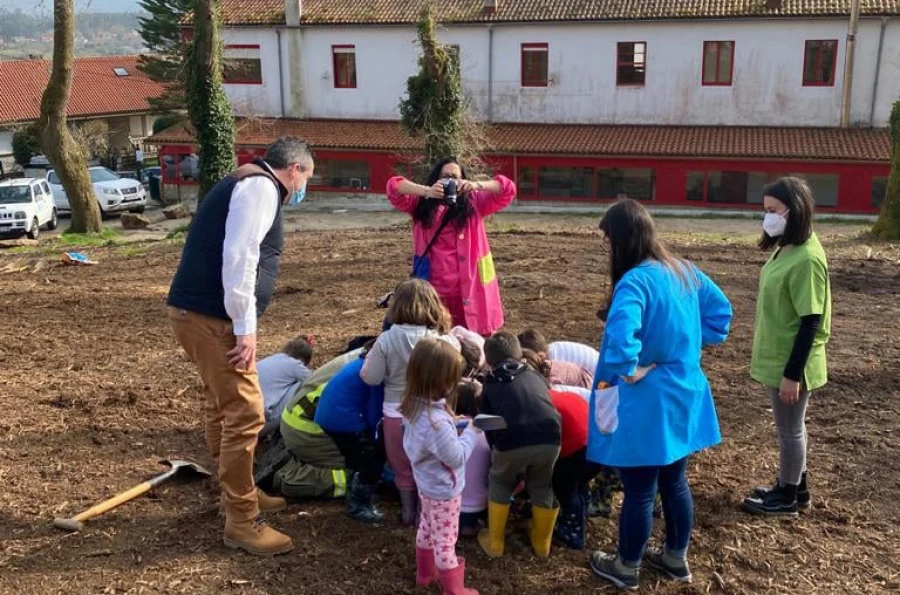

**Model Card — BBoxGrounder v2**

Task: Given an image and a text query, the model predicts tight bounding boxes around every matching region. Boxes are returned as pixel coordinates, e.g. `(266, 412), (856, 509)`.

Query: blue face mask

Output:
(289, 183), (306, 206)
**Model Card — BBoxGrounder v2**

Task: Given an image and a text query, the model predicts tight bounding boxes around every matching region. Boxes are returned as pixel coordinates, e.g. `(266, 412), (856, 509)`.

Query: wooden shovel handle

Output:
(72, 481), (153, 522)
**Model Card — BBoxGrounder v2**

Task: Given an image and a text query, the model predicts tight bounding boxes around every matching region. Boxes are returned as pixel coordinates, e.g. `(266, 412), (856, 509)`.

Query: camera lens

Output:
(443, 179), (458, 203)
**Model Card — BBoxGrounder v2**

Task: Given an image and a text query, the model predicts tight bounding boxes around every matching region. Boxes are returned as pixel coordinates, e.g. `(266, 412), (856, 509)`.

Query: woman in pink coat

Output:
(387, 158), (516, 336)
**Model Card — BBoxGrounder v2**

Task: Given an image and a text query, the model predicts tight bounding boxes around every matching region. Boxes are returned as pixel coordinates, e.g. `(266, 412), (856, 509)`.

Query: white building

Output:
(152, 0), (899, 213)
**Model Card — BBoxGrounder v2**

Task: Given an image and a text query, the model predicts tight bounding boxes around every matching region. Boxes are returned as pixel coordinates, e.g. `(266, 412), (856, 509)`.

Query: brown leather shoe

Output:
(223, 516), (294, 556)
(219, 488), (287, 515)
(257, 489), (287, 512)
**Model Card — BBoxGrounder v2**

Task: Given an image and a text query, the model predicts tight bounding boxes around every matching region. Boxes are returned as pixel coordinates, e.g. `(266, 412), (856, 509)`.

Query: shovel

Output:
(53, 459), (212, 532)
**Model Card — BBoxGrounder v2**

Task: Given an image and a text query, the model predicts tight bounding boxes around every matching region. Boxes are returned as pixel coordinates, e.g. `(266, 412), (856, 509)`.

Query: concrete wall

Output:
(224, 17), (900, 127)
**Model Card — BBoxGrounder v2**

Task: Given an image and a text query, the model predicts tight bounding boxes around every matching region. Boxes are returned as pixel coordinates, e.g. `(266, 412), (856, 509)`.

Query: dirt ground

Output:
(0, 214), (898, 595)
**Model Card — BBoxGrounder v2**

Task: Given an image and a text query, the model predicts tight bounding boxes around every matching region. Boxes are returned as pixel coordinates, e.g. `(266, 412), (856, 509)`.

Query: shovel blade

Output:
(161, 459), (213, 478)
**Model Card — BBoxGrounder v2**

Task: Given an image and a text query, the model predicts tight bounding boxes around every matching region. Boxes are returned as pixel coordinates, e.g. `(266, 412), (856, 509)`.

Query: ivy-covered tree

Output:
(11, 124), (42, 168)
(39, 0), (102, 234)
(186, 0), (235, 200)
(873, 101), (900, 240)
(137, 0), (194, 112)
(399, 4), (466, 170)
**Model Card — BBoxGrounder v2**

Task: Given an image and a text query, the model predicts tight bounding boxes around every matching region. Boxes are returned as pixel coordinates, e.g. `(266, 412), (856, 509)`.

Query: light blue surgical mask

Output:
(289, 182), (306, 206)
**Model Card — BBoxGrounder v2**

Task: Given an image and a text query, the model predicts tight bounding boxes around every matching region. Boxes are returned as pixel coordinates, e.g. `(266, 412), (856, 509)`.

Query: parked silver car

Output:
(47, 167), (147, 216)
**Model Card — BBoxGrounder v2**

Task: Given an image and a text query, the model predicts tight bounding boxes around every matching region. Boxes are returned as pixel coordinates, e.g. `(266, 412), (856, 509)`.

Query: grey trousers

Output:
(768, 388), (811, 486)
(489, 444), (560, 509)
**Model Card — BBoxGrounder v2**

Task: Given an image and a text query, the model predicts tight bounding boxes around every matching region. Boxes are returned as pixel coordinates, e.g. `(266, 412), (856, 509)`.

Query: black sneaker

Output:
(752, 473), (810, 510)
(589, 551), (639, 590)
(742, 484), (799, 518)
(645, 547), (692, 583)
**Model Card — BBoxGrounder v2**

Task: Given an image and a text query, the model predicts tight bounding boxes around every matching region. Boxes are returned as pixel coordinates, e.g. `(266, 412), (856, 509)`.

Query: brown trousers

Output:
(168, 307), (262, 521)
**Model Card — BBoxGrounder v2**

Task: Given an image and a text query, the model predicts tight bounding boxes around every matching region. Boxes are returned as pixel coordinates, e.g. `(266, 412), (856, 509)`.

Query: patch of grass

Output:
(59, 227), (122, 247)
(166, 223), (190, 240)
(1, 245), (41, 255)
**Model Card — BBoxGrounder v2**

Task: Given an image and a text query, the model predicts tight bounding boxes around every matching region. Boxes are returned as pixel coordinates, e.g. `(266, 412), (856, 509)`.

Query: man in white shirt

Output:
(167, 138), (314, 556)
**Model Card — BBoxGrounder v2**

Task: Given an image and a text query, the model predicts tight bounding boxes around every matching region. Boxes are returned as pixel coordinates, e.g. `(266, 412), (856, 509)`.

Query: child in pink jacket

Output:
(387, 158), (516, 336)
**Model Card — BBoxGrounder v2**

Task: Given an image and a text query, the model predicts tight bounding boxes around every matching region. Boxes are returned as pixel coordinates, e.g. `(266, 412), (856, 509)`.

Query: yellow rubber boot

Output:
(529, 503), (560, 558)
(477, 501), (510, 558)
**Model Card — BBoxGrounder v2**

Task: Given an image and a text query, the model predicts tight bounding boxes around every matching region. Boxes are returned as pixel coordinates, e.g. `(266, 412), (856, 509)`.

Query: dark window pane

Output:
(872, 176), (888, 208)
(686, 171), (705, 201)
(538, 166), (594, 198)
(597, 168), (655, 200)
(719, 41), (733, 81)
(522, 46), (548, 86)
(223, 58), (262, 84)
(791, 173), (838, 207)
(334, 48), (357, 88)
(820, 44), (835, 83)
(518, 166), (536, 196)
(703, 41), (734, 85)
(703, 42), (719, 83)
(707, 171), (748, 203)
(746, 172), (770, 204)
(309, 159), (370, 190)
(804, 40), (836, 85)
(617, 42), (646, 85)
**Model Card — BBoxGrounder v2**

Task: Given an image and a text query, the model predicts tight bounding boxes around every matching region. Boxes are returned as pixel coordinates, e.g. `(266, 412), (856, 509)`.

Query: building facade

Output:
(151, 0), (900, 213)
(0, 56), (163, 175)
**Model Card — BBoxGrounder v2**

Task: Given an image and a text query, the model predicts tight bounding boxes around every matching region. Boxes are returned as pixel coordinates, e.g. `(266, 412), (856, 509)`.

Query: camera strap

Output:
(411, 206), (455, 278)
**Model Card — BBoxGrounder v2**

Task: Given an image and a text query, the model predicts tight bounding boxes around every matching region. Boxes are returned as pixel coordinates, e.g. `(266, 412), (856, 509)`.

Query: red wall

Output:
(157, 145), (888, 215)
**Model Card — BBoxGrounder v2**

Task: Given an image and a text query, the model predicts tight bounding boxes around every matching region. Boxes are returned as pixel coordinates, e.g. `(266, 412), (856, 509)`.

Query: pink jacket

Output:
(387, 175), (516, 335)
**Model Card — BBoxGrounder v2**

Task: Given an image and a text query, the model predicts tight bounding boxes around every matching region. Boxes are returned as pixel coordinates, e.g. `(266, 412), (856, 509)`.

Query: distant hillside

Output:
(0, 9), (144, 59)
(1, 0), (142, 13)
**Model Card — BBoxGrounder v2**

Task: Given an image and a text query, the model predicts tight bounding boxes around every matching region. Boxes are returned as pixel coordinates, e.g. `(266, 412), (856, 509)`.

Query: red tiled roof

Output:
(219, 0), (900, 26)
(0, 56), (164, 125)
(146, 118), (891, 162)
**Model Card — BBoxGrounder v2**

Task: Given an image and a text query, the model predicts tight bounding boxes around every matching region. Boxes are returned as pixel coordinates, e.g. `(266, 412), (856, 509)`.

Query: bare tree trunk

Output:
(39, 0), (102, 234)
(873, 101), (900, 239)
(187, 0), (235, 201)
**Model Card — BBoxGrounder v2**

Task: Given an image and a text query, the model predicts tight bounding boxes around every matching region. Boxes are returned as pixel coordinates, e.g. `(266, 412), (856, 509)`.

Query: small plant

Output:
(398, 3), (489, 178)
(166, 223), (190, 240)
(59, 227), (122, 247)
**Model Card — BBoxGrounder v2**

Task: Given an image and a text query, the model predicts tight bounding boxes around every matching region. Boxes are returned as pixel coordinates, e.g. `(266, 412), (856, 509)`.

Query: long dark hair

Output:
(413, 157), (475, 229)
(598, 199), (693, 309)
(758, 177), (815, 250)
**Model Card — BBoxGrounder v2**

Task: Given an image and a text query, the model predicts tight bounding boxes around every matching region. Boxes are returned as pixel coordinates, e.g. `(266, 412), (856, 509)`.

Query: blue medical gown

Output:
(587, 261), (732, 468)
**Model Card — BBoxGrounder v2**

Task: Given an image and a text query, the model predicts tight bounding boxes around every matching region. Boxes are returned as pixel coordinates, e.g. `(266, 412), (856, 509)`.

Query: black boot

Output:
(553, 492), (586, 550)
(751, 472), (810, 510)
(742, 482), (798, 518)
(345, 474), (384, 523)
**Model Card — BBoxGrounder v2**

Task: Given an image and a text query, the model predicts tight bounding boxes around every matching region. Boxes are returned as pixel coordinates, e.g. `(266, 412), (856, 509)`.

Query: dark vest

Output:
(167, 159), (286, 322)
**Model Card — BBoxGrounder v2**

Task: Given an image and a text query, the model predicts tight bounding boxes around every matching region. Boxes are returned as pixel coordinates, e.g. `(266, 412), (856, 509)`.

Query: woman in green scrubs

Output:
(743, 177), (831, 518)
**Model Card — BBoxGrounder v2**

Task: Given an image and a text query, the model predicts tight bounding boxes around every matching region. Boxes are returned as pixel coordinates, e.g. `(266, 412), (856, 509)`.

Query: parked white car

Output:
(0, 178), (58, 240)
(47, 166), (147, 216)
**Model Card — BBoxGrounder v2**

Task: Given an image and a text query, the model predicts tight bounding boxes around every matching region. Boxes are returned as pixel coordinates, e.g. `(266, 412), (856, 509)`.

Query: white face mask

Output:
(763, 212), (788, 237)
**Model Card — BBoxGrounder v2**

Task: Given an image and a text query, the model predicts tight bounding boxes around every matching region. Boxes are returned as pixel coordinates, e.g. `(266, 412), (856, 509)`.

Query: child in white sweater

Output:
(402, 338), (480, 595)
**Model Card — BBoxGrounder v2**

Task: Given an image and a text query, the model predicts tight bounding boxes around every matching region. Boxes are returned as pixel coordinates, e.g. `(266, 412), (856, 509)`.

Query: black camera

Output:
(441, 178), (458, 205)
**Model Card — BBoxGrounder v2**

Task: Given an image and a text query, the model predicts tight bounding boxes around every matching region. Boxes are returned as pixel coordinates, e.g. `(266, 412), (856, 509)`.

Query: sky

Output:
(1, 0), (142, 13)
